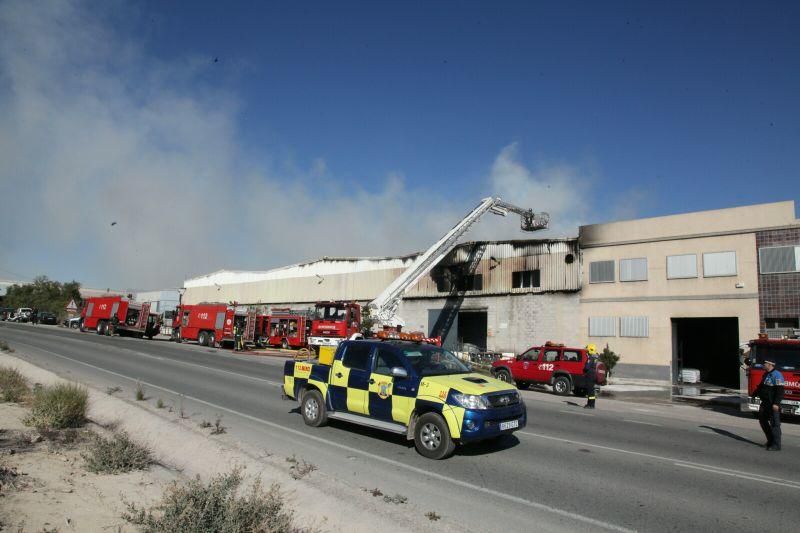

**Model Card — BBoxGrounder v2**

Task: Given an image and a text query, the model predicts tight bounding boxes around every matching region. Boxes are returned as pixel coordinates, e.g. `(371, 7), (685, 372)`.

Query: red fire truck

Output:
(80, 296), (161, 339)
(307, 301), (361, 352)
(263, 308), (311, 349)
(744, 334), (800, 415)
(172, 302), (262, 348)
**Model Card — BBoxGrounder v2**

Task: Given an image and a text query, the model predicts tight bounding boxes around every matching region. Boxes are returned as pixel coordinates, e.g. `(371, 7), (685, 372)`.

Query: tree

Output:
(360, 304), (376, 337)
(600, 344), (621, 376)
(3, 276), (82, 320)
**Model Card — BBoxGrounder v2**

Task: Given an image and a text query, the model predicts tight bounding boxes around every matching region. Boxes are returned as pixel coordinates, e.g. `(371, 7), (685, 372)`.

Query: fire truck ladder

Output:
(134, 302), (151, 330)
(430, 242), (487, 346)
(244, 308), (257, 342)
(369, 196), (548, 328)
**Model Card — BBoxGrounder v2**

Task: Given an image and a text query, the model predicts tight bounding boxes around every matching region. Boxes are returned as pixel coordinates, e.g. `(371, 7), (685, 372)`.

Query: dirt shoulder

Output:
(0, 352), (444, 533)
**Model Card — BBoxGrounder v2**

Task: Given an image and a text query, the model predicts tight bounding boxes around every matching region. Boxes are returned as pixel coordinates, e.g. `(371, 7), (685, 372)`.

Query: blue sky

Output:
(1, 1), (798, 289)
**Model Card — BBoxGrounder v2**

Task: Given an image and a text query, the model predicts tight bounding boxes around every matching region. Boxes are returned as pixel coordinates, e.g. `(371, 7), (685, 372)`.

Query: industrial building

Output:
(182, 200), (799, 388)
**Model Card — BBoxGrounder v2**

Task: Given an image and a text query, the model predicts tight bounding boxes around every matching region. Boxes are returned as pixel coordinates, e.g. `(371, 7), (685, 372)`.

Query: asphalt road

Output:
(2, 322), (799, 532)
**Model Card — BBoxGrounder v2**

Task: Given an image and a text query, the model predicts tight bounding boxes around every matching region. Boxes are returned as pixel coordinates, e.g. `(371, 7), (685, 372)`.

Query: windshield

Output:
(401, 346), (471, 376)
(315, 305), (346, 321)
(752, 344), (800, 371)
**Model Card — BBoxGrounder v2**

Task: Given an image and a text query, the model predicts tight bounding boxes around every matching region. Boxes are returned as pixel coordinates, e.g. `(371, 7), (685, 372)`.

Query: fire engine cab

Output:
(744, 333), (800, 415)
(307, 301), (361, 351)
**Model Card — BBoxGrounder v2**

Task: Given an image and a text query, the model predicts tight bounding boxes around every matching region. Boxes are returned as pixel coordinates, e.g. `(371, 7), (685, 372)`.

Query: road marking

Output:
(622, 419), (662, 427)
(11, 333), (283, 388)
(673, 463), (800, 490)
(519, 431), (800, 490)
(12, 342), (635, 533)
(560, 410), (592, 417)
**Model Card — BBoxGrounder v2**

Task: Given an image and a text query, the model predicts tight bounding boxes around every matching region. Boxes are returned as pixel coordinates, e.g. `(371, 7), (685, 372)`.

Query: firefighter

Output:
(108, 313), (119, 336)
(754, 359), (784, 451)
(583, 344), (599, 409)
(234, 321), (244, 352)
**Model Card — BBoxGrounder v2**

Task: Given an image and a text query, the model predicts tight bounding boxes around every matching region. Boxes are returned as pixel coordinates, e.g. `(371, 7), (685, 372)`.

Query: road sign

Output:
(65, 299), (78, 312)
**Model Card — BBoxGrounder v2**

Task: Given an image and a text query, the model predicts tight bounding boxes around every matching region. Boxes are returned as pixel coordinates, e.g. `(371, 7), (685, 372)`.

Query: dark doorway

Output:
(458, 311), (487, 352)
(671, 317), (739, 388)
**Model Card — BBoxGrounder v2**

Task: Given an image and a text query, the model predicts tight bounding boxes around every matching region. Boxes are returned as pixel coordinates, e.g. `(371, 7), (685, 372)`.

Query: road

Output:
(2, 321), (799, 532)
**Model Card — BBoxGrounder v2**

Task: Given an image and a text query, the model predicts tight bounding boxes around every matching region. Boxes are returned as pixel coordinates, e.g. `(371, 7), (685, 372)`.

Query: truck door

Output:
(533, 348), (560, 383)
(368, 347), (415, 423)
(513, 347), (541, 382)
(215, 311), (225, 337)
(110, 302), (120, 321)
(329, 343), (372, 414)
(560, 349), (584, 386)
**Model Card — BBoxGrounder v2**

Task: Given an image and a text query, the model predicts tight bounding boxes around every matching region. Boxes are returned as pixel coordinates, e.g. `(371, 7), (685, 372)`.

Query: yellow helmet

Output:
(586, 344), (597, 355)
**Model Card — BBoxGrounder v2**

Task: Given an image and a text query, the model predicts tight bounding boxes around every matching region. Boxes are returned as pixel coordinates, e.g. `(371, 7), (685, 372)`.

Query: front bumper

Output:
(458, 402), (527, 442)
(748, 398), (800, 415)
(308, 336), (342, 347)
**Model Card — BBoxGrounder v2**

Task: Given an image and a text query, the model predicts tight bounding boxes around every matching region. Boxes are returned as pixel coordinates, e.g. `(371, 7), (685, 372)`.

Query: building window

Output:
(759, 246), (800, 274)
(457, 274), (482, 292)
(512, 269), (541, 289)
(667, 254), (698, 279)
(764, 318), (799, 329)
(589, 260), (615, 283)
(588, 316), (616, 337)
(703, 251), (737, 277)
(620, 316), (649, 337)
(619, 258), (648, 282)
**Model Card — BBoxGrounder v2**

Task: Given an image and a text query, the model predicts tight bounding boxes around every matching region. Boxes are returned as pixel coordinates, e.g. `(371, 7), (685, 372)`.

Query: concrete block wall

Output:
(400, 292), (580, 354)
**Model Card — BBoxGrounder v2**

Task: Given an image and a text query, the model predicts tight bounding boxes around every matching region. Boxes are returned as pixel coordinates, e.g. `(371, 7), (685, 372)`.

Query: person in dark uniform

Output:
(234, 322), (243, 352)
(108, 314), (119, 336)
(583, 344), (599, 409)
(31, 308), (38, 325)
(754, 359), (784, 451)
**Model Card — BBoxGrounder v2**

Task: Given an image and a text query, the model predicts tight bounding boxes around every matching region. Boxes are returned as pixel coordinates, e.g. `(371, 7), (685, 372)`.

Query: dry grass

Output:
(82, 432), (154, 474)
(23, 383), (88, 430)
(0, 366), (29, 403)
(122, 469), (301, 532)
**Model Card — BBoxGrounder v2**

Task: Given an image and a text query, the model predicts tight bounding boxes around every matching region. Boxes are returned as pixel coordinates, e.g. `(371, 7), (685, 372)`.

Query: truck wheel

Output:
(208, 332), (216, 348)
(494, 368), (513, 384)
(97, 321), (106, 335)
(198, 331), (208, 346)
(414, 412), (456, 460)
(301, 389), (327, 427)
(281, 338), (289, 350)
(552, 375), (572, 396)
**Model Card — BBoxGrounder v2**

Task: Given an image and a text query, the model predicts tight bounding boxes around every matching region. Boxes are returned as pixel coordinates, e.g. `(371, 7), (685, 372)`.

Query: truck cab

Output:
(745, 336), (800, 415)
(308, 301), (361, 349)
(283, 337), (526, 459)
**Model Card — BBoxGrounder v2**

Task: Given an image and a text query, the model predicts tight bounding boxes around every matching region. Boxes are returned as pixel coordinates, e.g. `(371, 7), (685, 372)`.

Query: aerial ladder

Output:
(367, 197), (549, 330)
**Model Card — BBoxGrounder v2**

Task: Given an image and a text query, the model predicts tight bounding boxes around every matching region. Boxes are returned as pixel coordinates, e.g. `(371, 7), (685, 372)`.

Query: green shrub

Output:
(23, 383), (88, 429)
(0, 366), (29, 402)
(83, 432), (153, 474)
(123, 469), (298, 533)
(600, 344), (621, 376)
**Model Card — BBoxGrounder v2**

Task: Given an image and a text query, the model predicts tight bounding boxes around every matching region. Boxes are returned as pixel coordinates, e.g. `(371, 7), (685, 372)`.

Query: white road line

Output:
(560, 410), (592, 416)
(13, 342), (635, 533)
(623, 419), (662, 427)
(519, 431), (800, 489)
(673, 463), (800, 490)
(12, 334), (283, 388)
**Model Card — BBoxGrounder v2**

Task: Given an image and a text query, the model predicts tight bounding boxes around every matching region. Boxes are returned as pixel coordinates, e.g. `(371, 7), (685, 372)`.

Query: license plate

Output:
(499, 420), (519, 431)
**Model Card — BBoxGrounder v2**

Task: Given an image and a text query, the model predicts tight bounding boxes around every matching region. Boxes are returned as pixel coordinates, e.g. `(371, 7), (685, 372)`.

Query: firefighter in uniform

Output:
(234, 322), (244, 352)
(754, 359), (784, 451)
(108, 314), (119, 336)
(583, 344), (599, 409)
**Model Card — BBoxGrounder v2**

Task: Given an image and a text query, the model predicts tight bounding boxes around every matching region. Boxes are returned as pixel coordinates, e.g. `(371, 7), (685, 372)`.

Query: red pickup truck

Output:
(491, 342), (607, 396)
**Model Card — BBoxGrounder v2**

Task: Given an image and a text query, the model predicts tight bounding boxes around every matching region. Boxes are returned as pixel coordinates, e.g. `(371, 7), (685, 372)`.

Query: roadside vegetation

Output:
(0, 339), (15, 353)
(83, 432), (154, 474)
(23, 383), (88, 429)
(600, 344), (621, 376)
(2, 275), (82, 323)
(122, 469), (301, 533)
(0, 366), (29, 402)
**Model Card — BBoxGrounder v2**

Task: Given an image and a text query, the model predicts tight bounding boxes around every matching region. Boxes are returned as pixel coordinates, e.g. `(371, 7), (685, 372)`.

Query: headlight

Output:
(453, 393), (490, 410)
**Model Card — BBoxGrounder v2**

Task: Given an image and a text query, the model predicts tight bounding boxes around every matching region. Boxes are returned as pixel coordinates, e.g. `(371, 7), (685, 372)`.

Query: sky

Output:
(1, 0), (798, 290)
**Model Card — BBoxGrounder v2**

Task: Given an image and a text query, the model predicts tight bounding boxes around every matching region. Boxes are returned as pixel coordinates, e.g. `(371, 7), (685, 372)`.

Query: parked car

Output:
(64, 316), (83, 329)
(38, 311), (58, 325)
(491, 341), (607, 396)
(8, 308), (32, 323)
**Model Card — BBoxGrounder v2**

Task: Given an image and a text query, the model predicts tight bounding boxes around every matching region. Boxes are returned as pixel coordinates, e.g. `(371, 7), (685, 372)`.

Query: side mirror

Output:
(390, 367), (408, 378)
(743, 357), (751, 367)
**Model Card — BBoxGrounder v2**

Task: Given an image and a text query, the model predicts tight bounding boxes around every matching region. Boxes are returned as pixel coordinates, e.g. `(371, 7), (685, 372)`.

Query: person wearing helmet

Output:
(583, 344), (599, 409)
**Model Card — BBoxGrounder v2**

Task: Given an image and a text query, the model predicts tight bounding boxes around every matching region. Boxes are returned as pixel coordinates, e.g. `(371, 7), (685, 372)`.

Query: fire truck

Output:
(263, 308), (312, 349)
(744, 333), (800, 415)
(172, 302), (261, 348)
(307, 301), (362, 351)
(80, 296), (161, 339)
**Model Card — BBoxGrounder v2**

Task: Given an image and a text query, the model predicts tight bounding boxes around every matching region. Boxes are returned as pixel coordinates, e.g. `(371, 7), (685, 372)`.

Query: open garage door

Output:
(672, 317), (739, 388)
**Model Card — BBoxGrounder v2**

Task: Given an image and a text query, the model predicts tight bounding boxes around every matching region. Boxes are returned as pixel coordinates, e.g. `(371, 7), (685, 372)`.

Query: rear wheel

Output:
(281, 338), (289, 350)
(96, 321), (107, 335)
(301, 389), (327, 427)
(494, 369), (513, 384)
(552, 375), (572, 396)
(207, 332), (216, 348)
(198, 331), (208, 346)
(414, 412), (456, 460)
